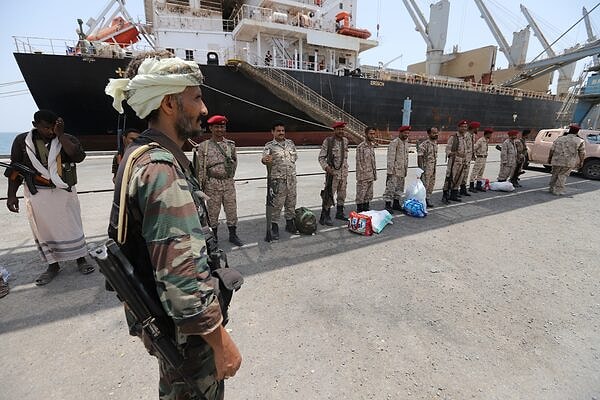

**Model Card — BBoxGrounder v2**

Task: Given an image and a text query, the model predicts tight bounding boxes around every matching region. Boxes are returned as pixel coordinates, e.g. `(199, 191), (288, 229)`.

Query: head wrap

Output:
(105, 57), (204, 119)
(208, 115), (228, 125)
(332, 121), (346, 128)
(398, 125), (411, 132)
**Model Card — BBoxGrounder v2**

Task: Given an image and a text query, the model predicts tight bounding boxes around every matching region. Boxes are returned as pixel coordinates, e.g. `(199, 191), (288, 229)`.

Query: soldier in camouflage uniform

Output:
(443, 120), (470, 203)
(261, 122), (298, 239)
(548, 124), (586, 195)
(106, 55), (241, 400)
(417, 127), (438, 208)
(318, 121), (349, 225)
(465, 121), (479, 193)
(470, 128), (493, 191)
(498, 130), (519, 182)
(194, 115), (243, 246)
(355, 126), (377, 212)
(383, 125), (410, 214)
(510, 129), (530, 188)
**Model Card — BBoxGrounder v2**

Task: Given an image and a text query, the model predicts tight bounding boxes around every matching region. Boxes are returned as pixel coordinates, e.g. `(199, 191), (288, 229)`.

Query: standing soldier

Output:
(443, 120), (470, 203)
(383, 125), (410, 214)
(470, 128), (493, 191)
(465, 121), (479, 193)
(355, 126), (377, 212)
(510, 129), (530, 187)
(548, 124), (585, 196)
(318, 121), (349, 225)
(417, 126), (438, 208)
(194, 115), (244, 246)
(497, 130), (519, 183)
(261, 121), (298, 239)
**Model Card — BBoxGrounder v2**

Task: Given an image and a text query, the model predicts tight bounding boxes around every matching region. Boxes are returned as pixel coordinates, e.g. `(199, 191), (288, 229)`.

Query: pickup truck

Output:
(525, 128), (600, 180)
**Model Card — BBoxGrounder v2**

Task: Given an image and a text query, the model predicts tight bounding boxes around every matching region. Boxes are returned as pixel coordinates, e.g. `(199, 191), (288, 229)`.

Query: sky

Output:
(1, 0), (599, 132)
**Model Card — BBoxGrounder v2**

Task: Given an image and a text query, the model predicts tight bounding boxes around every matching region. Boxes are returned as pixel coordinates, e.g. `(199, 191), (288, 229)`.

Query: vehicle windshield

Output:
(587, 134), (600, 144)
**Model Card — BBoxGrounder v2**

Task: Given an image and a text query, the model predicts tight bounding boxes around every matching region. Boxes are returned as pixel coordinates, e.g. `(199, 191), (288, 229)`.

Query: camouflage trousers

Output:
(355, 180), (374, 203)
(421, 167), (436, 197)
(383, 174), (405, 201)
(444, 157), (467, 190)
(469, 157), (487, 182)
(325, 173), (348, 206)
(461, 161), (472, 185)
(549, 166), (572, 195)
(205, 178), (238, 228)
(497, 163), (516, 181)
(158, 341), (223, 400)
(271, 176), (297, 221)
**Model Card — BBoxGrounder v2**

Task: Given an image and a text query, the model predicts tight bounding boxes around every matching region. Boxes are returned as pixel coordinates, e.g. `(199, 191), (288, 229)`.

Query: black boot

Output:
(460, 184), (471, 196)
(469, 182), (476, 192)
(442, 191), (450, 204)
(271, 223), (279, 240)
(475, 181), (484, 192)
(392, 199), (403, 211)
(212, 226), (218, 243)
(356, 203), (363, 213)
(319, 208), (333, 226)
(364, 202), (370, 211)
(449, 189), (462, 202)
(285, 219), (297, 234)
(335, 205), (347, 220)
(228, 226), (244, 246)
(426, 198), (434, 208)
(385, 201), (394, 214)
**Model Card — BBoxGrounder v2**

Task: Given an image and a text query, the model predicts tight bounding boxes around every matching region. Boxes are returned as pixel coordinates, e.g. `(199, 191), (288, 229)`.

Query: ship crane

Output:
(402, 0), (453, 76)
(583, 6), (599, 66)
(520, 4), (576, 97)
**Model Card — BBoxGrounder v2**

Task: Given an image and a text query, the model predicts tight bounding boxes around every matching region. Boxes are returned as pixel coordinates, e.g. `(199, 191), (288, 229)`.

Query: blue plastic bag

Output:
(403, 199), (427, 218)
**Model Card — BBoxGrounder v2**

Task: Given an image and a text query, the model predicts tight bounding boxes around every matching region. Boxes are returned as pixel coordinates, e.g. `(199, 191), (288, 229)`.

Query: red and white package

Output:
(347, 211), (373, 236)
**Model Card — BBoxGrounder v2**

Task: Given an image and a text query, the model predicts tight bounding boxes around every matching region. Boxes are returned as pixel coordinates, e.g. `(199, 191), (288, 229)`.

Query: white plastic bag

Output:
(361, 210), (393, 233)
(404, 168), (427, 212)
(489, 181), (515, 191)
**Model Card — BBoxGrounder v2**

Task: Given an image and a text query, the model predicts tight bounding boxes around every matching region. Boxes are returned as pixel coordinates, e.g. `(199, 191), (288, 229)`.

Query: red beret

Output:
(398, 125), (411, 132)
(458, 119), (469, 126)
(483, 128), (493, 134)
(507, 130), (519, 136)
(207, 115), (228, 125)
(568, 123), (580, 134)
(332, 121), (346, 128)
(469, 121), (481, 129)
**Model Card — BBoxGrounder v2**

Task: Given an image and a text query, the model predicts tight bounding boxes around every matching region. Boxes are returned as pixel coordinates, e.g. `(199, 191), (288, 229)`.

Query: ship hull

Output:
(14, 53), (562, 149)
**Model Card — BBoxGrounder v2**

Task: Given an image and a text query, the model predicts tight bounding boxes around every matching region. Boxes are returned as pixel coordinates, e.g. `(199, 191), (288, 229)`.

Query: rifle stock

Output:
(320, 173), (335, 208)
(265, 163), (274, 242)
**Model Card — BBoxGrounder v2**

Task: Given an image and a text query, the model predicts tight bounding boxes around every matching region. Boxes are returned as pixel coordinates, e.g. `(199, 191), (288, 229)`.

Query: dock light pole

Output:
(402, 97), (412, 126)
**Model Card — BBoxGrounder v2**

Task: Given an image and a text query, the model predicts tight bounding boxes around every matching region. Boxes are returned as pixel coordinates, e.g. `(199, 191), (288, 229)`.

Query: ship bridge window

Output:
(339, 3), (343, 9)
(185, 49), (194, 61)
(338, 57), (346, 64)
(166, 48), (175, 55)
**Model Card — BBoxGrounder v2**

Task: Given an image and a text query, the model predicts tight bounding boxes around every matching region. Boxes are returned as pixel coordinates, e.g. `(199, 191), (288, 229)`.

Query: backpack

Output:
(294, 207), (317, 235)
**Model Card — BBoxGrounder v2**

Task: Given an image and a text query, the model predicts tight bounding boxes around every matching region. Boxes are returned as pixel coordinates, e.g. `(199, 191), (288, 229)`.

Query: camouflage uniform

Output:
(355, 140), (377, 203)
(462, 131), (476, 186)
(498, 138), (517, 181)
(417, 139), (437, 197)
(110, 129), (223, 400)
(470, 136), (489, 182)
(195, 138), (238, 228)
(445, 133), (468, 190)
(262, 138), (297, 221)
(383, 137), (409, 201)
(318, 136), (349, 205)
(549, 134), (585, 195)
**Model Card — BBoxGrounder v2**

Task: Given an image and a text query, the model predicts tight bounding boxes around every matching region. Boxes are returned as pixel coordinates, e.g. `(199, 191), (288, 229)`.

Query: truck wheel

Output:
(582, 159), (600, 180)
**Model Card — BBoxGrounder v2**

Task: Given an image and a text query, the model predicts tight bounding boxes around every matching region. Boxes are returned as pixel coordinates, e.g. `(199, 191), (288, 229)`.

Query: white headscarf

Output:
(105, 56), (204, 119)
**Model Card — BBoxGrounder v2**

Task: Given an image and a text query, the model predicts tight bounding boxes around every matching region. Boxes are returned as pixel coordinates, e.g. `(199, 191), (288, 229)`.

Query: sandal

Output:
(0, 277), (8, 298)
(77, 261), (95, 275)
(35, 268), (60, 286)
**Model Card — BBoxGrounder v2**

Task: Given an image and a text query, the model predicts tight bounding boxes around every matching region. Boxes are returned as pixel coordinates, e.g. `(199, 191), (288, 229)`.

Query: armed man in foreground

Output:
(318, 121), (349, 225)
(548, 123), (585, 196)
(105, 54), (241, 399)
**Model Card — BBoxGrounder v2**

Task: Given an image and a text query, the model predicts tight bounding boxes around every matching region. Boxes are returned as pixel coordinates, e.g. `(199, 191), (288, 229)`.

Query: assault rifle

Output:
(1, 161), (52, 195)
(265, 163), (274, 242)
(89, 240), (209, 400)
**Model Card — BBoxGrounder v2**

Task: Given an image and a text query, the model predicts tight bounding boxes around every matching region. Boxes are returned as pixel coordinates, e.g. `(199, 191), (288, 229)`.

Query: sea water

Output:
(0, 132), (18, 155)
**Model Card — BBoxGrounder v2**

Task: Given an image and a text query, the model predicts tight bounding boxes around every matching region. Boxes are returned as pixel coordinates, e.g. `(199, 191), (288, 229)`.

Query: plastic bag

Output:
(403, 199), (427, 218)
(490, 181), (515, 192)
(478, 178), (491, 191)
(361, 210), (393, 233)
(348, 211), (373, 236)
(404, 168), (427, 212)
(0, 266), (10, 281)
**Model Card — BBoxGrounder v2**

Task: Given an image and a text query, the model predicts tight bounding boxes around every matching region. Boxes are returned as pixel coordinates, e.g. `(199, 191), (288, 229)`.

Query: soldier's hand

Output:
(325, 165), (334, 175)
(262, 155), (273, 164)
(6, 196), (19, 213)
(202, 325), (242, 381)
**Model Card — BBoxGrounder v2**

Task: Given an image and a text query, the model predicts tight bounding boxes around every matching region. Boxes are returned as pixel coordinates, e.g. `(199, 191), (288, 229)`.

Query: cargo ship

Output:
(13, 0), (572, 149)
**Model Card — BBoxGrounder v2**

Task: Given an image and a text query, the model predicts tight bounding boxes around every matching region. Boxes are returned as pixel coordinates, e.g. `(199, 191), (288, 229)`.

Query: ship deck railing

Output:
(359, 65), (557, 101)
(12, 36), (156, 58)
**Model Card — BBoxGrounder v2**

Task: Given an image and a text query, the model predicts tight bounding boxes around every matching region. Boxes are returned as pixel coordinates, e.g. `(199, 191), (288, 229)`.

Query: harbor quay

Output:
(1, 147), (599, 399)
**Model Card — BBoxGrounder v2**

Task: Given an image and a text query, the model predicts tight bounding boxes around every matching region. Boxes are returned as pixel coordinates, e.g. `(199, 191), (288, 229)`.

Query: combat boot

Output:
(319, 207), (333, 226)
(426, 198), (434, 208)
(449, 189), (462, 202)
(469, 182), (476, 192)
(285, 219), (297, 234)
(475, 181), (484, 192)
(271, 223), (279, 240)
(228, 226), (244, 246)
(335, 205), (347, 220)
(364, 202), (371, 211)
(385, 201), (394, 214)
(392, 199), (403, 211)
(460, 184), (471, 196)
(355, 203), (363, 213)
(211, 226), (218, 243)
(441, 190), (450, 204)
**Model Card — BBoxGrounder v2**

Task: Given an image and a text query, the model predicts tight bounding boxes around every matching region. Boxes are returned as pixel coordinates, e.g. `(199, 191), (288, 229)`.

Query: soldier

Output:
(548, 124), (585, 196)
(497, 130), (519, 182)
(261, 121), (298, 239)
(417, 126), (438, 208)
(318, 121), (349, 225)
(470, 128), (493, 191)
(105, 55), (241, 399)
(355, 126), (377, 212)
(465, 121), (479, 193)
(442, 120), (470, 203)
(194, 115), (244, 246)
(383, 125), (410, 214)
(511, 129), (530, 187)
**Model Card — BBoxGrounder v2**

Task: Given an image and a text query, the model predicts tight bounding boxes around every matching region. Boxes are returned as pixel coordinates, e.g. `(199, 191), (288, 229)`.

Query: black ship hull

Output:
(14, 53), (562, 149)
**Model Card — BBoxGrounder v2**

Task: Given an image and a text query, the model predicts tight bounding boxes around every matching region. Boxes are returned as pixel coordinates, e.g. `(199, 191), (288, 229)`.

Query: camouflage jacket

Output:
(356, 140), (377, 182)
(109, 129), (222, 345)
(195, 138), (237, 183)
(550, 134), (585, 168)
(446, 133), (471, 160)
(262, 138), (297, 179)
(500, 138), (517, 167)
(387, 137), (409, 176)
(417, 139), (437, 171)
(318, 136), (349, 177)
(473, 137), (489, 157)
